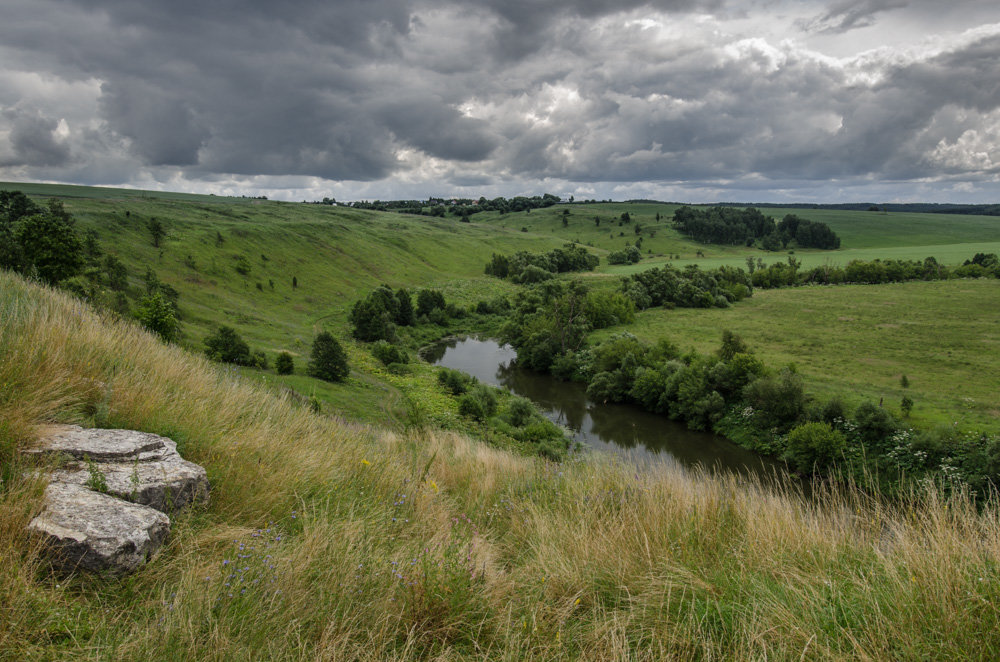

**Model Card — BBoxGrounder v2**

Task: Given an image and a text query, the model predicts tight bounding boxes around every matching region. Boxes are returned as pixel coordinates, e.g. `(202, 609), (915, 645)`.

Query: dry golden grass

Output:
(2, 270), (1000, 660)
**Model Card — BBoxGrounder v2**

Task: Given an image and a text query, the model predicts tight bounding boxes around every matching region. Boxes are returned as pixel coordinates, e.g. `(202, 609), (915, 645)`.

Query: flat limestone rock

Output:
(28, 482), (170, 574)
(27, 425), (209, 513)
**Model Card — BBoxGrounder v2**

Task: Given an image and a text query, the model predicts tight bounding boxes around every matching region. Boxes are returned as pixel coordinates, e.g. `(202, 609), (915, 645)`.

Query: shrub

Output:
(458, 384), (499, 421)
(437, 368), (474, 395)
(308, 332), (349, 382)
(742, 369), (806, 431)
(784, 422), (847, 474)
(349, 287), (398, 342)
(504, 397), (535, 427)
(416, 289), (446, 317)
(853, 401), (898, 450)
(204, 325), (254, 365)
(134, 291), (179, 342)
(372, 340), (408, 366)
(275, 352), (294, 375)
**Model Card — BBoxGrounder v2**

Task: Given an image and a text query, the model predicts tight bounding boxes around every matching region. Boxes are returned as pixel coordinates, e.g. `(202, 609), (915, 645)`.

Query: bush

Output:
(308, 332), (349, 382)
(275, 352), (294, 375)
(742, 369), (805, 432)
(784, 422), (847, 474)
(853, 401), (898, 450)
(458, 384), (499, 421)
(437, 368), (474, 395)
(504, 397), (535, 427)
(135, 291), (179, 342)
(204, 325), (255, 365)
(371, 340), (408, 366)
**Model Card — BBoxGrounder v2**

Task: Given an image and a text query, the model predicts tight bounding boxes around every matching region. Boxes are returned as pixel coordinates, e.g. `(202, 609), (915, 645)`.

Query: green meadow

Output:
(596, 279), (1000, 433)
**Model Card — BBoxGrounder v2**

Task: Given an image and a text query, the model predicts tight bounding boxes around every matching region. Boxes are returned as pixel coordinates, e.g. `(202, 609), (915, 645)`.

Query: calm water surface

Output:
(423, 336), (786, 479)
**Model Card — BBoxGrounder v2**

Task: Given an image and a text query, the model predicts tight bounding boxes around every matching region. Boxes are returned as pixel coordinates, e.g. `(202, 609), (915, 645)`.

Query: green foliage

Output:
(394, 288), (415, 326)
(784, 422), (847, 473)
(275, 352), (294, 375)
(350, 286), (398, 342)
(204, 325), (256, 366)
(607, 245), (641, 265)
(308, 332), (350, 382)
(416, 289), (446, 317)
(457, 384), (498, 421)
(437, 368), (474, 395)
(853, 401), (899, 450)
(585, 290), (636, 329)
(103, 254), (128, 291)
(621, 263), (752, 311)
(372, 340), (408, 366)
(84, 456), (109, 494)
(147, 217), (165, 247)
(134, 291), (179, 342)
(12, 212), (84, 284)
(901, 395), (914, 417)
(742, 369), (806, 432)
(503, 396), (535, 427)
(486, 243), (598, 281)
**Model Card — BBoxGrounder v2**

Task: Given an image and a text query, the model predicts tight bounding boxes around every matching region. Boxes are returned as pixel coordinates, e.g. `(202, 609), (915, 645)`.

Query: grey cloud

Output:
(99, 80), (207, 166)
(802, 0), (909, 34)
(2, 107), (70, 167)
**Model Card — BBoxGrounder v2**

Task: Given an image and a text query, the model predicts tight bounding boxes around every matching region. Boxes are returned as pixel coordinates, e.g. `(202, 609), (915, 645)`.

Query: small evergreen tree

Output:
(275, 352), (295, 375)
(308, 332), (349, 382)
(147, 218), (165, 247)
(204, 325), (254, 365)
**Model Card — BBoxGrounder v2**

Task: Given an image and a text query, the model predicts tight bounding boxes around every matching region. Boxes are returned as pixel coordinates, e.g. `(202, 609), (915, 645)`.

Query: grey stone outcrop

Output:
(25, 425), (209, 575)
(25, 426), (210, 512)
(27, 482), (170, 574)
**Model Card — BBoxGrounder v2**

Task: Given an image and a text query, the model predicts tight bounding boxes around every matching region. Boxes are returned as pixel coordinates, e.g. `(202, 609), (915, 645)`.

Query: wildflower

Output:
(361, 459), (370, 466)
(574, 598), (581, 605)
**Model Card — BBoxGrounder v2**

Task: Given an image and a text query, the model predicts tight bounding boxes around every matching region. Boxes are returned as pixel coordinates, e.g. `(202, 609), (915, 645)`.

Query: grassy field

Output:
(4, 273), (1000, 660)
(597, 279), (1000, 433)
(472, 201), (1000, 275)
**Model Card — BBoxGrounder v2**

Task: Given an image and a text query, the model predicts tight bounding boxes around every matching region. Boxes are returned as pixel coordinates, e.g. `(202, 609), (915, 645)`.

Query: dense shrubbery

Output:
(204, 325), (267, 368)
(371, 340), (408, 366)
(620, 263), (753, 311)
(749, 253), (1000, 289)
(349, 285), (419, 341)
(673, 206), (840, 250)
(275, 351), (295, 375)
(607, 245), (641, 265)
(485, 243), (599, 282)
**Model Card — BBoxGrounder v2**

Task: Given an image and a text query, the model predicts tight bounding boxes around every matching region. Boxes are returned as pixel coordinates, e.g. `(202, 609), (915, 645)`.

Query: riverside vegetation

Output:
(2, 183), (1000, 657)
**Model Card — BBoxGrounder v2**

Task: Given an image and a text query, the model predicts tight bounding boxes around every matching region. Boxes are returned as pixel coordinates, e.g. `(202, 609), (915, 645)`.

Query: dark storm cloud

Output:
(0, 0), (997, 199)
(1, 107), (70, 167)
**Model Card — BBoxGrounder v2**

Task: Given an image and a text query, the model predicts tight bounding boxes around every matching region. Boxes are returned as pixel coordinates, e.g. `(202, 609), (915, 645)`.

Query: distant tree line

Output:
(484, 244), (599, 283)
(749, 253), (1000, 288)
(349, 193), (561, 219)
(672, 206), (840, 250)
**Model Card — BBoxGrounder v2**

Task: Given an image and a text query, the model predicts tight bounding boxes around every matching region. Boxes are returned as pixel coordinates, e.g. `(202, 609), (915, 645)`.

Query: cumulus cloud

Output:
(0, 0), (997, 201)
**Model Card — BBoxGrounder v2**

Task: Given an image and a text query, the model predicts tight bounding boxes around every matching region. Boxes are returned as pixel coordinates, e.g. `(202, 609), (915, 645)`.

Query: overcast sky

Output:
(1, 0), (998, 202)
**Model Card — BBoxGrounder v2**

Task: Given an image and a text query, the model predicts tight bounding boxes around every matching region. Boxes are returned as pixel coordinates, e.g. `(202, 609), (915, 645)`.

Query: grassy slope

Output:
(4, 273), (1000, 660)
(2, 183), (580, 424)
(596, 279), (1000, 432)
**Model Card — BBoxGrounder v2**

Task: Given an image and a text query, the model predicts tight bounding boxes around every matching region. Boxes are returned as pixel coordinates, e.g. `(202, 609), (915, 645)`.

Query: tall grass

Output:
(2, 270), (999, 660)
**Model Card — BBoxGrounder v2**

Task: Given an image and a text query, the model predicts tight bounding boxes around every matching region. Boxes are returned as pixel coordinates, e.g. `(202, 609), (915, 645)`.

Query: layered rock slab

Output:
(25, 425), (209, 512)
(25, 425), (209, 574)
(27, 482), (170, 574)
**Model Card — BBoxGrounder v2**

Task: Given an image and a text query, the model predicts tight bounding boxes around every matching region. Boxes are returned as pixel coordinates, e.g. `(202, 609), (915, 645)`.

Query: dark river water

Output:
(422, 336), (786, 479)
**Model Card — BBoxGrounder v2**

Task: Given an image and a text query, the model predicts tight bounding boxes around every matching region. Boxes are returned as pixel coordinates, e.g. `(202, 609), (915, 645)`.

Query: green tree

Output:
(147, 218), (165, 247)
(308, 332), (349, 382)
(134, 291), (179, 342)
(275, 352), (294, 375)
(395, 288), (415, 326)
(103, 254), (128, 291)
(204, 326), (254, 365)
(416, 289), (446, 317)
(13, 212), (83, 284)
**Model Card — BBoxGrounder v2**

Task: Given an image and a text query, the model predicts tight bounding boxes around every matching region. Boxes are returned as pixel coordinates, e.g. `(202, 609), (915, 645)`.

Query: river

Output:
(422, 336), (785, 479)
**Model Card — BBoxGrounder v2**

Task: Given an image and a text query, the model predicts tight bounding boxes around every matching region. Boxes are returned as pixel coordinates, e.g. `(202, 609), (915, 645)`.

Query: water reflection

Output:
(423, 336), (785, 479)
